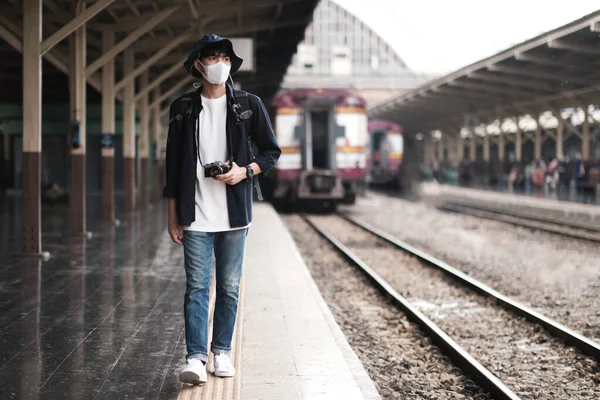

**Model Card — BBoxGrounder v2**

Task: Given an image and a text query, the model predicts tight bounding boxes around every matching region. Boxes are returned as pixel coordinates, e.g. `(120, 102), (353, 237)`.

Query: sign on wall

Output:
(230, 38), (255, 72)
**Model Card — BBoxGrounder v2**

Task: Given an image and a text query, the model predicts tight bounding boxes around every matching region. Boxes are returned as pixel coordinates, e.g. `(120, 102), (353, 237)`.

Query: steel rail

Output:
(338, 212), (600, 362)
(438, 203), (600, 243)
(301, 214), (521, 400)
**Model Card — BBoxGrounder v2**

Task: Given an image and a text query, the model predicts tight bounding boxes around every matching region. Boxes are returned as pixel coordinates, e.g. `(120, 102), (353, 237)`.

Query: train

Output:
(265, 88), (369, 211)
(365, 120), (404, 188)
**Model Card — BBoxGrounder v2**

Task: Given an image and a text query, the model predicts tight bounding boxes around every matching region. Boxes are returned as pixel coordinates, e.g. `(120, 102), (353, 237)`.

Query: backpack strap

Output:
(234, 89), (253, 141)
(234, 89), (264, 201)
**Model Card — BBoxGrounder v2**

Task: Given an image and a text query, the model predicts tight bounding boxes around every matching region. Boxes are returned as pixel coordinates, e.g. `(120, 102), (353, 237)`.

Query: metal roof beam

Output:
(0, 22), (22, 52)
(150, 76), (194, 110)
(199, 16), (312, 38)
(467, 71), (559, 92)
(433, 86), (505, 103)
(187, 0), (200, 20)
(0, 11), (103, 93)
(448, 80), (542, 98)
(548, 39), (600, 56)
(40, 0), (115, 56)
(85, 6), (180, 77)
(495, 84), (600, 114)
(134, 63), (182, 102)
(115, 31), (194, 92)
(101, 0), (301, 32)
(513, 52), (592, 73)
(487, 64), (590, 86)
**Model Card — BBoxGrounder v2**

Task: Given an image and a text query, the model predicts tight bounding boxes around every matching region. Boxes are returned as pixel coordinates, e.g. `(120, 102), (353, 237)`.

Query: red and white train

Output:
(266, 88), (368, 210)
(366, 120), (404, 188)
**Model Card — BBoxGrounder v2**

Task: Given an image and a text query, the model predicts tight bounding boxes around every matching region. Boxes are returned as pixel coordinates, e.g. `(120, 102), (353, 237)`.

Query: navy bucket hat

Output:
(183, 34), (244, 79)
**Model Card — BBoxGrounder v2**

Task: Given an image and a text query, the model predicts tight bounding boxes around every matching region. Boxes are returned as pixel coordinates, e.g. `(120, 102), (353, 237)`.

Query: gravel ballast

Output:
(343, 191), (600, 341)
(308, 213), (599, 400)
(282, 214), (489, 400)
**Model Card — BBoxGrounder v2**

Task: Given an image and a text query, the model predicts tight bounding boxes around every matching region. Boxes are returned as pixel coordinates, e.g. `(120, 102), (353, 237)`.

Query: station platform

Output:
(420, 182), (600, 228)
(0, 194), (379, 399)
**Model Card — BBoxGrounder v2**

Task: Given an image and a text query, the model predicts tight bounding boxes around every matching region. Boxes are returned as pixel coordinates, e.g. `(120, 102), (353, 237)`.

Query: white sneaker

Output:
(214, 351), (235, 377)
(179, 358), (207, 385)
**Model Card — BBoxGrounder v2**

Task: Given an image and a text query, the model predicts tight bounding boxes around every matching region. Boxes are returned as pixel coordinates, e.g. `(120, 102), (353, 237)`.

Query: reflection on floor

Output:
(0, 193), (187, 399)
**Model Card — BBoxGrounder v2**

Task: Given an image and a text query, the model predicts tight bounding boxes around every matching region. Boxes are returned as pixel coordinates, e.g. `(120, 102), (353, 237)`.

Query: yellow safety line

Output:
(177, 266), (245, 400)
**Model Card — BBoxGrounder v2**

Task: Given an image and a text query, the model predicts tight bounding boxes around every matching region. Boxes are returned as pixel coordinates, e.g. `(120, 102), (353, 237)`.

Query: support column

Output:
(483, 128), (490, 163)
(556, 109), (564, 159)
(152, 88), (162, 202)
(123, 49), (136, 212)
(498, 131), (505, 162)
(101, 31), (115, 221)
(469, 133), (476, 161)
(22, 0), (43, 255)
(436, 138), (444, 163)
(457, 134), (464, 163)
(139, 71), (149, 209)
(423, 134), (435, 170)
(483, 127), (490, 182)
(0, 120), (7, 187)
(68, 3), (87, 236)
(515, 117), (522, 163)
(535, 116), (542, 161)
(583, 106), (590, 160)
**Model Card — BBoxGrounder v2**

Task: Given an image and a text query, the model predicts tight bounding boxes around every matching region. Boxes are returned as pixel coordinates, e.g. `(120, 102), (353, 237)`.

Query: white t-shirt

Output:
(184, 94), (248, 232)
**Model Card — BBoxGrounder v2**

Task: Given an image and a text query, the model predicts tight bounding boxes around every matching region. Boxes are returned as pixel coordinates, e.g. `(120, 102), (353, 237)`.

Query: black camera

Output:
(204, 161), (231, 178)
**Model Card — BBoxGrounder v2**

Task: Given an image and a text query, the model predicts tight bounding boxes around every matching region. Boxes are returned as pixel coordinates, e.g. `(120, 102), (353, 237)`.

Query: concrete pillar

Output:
(515, 117), (522, 163)
(0, 122), (6, 187)
(139, 71), (149, 209)
(556, 109), (564, 159)
(535, 116), (542, 161)
(423, 135), (435, 170)
(68, 2), (87, 236)
(436, 138), (444, 163)
(498, 131), (505, 162)
(123, 49), (136, 212)
(583, 107), (590, 160)
(457, 134), (464, 163)
(469, 133), (476, 162)
(446, 133), (458, 167)
(152, 88), (162, 202)
(101, 31), (115, 221)
(483, 128), (490, 162)
(22, 0), (43, 255)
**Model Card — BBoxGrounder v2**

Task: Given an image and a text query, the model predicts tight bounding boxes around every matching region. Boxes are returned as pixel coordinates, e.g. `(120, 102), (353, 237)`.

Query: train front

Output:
(271, 88), (368, 210)
(366, 120), (404, 187)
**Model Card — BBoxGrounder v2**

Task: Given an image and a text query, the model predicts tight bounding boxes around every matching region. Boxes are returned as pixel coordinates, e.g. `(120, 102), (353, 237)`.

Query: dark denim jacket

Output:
(162, 84), (281, 228)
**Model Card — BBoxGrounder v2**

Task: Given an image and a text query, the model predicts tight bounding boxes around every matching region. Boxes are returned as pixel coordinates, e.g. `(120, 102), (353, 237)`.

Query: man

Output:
(163, 34), (281, 384)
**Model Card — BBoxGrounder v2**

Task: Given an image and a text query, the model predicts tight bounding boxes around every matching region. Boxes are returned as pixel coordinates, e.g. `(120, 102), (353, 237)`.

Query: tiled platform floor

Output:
(0, 194), (380, 399)
(0, 195), (188, 399)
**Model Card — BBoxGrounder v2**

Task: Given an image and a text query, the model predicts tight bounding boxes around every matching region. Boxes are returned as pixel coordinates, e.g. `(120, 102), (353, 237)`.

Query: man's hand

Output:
(168, 199), (183, 245)
(168, 221), (183, 245)
(216, 161), (247, 185)
(168, 220), (183, 245)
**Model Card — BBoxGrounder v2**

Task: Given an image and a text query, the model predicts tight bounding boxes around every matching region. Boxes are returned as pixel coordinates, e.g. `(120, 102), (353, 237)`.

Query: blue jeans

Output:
(183, 228), (247, 363)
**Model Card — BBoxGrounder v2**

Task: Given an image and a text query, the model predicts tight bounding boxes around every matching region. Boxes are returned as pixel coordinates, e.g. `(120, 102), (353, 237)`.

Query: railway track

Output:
(300, 212), (600, 400)
(437, 203), (600, 243)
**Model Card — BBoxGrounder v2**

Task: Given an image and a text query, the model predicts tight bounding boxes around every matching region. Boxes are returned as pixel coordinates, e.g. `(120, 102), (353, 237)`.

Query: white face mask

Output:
(199, 61), (231, 85)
